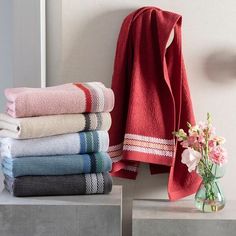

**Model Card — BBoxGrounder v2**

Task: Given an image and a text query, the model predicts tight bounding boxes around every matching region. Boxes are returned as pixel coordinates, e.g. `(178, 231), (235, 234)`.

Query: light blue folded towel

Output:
(1, 152), (112, 177)
(0, 131), (109, 158)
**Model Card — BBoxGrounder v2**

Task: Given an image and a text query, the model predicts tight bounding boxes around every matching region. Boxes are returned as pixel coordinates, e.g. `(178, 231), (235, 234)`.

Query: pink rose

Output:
(198, 135), (205, 143)
(208, 140), (216, 148)
(209, 146), (227, 166)
(181, 148), (202, 172)
(187, 136), (197, 146)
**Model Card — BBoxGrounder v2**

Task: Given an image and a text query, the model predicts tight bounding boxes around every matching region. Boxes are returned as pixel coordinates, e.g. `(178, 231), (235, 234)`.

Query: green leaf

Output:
(207, 112), (212, 124)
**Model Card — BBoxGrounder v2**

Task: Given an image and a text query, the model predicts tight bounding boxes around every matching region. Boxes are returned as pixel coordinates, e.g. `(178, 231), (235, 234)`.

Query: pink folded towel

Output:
(5, 82), (114, 118)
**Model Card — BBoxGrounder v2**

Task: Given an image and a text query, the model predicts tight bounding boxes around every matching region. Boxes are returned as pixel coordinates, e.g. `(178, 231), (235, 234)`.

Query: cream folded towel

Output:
(0, 113), (111, 139)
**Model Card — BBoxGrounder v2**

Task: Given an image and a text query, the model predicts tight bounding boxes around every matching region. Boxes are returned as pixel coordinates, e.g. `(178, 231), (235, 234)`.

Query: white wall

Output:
(0, 0), (13, 192)
(0, 0), (13, 112)
(0, 0), (44, 105)
(36, 0), (236, 235)
(0, 0), (45, 192)
(12, 0), (43, 88)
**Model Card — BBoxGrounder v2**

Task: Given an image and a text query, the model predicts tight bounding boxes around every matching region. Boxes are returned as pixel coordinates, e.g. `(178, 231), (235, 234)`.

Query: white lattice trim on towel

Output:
(111, 155), (123, 163)
(124, 133), (175, 145)
(123, 133), (175, 157)
(108, 143), (123, 163)
(108, 143), (123, 152)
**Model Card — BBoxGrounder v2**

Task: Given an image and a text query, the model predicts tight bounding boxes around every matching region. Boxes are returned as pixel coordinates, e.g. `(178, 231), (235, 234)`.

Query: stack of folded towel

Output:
(0, 82), (114, 197)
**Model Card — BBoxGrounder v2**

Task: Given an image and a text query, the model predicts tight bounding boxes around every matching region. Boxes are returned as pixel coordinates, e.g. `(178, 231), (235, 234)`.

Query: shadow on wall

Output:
(204, 49), (236, 83)
(62, 9), (134, 87)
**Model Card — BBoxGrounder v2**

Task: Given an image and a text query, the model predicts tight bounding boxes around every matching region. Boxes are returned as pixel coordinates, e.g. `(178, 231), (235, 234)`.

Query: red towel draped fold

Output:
(109, 7), (201, 200)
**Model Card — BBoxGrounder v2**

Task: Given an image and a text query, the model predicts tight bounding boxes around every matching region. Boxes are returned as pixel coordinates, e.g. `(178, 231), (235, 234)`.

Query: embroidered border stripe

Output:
(124, 133), (175, 145)
(109, 150), (123, 157)
(84, 83), (98, 111)
(86, 82), (105, 111)
(79, 132), (86, 153)
(74, 83), (92, 112)
(93, 131), (99, 152)
(109, 135), (175, 159)
(95, 153), (103, 173)
(90, 173), (98, 194)
(85, 174), (92, 194)
(90, 154), (97, 172)
(123, 145), (174, 157)
(85, 132), (93, 153)
(97, 173), (104, 193)
(96, 113), (102, 130)
(108, 143), (123, 152)
(111, 155), (123, 163)
(124, 139), (174, 151)
(84, 114), (91, 130)
(108, 143), (123, 162)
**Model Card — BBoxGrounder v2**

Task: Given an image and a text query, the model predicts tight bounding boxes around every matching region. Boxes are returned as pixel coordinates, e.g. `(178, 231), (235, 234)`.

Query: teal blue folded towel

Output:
(1, 152), (111, 177)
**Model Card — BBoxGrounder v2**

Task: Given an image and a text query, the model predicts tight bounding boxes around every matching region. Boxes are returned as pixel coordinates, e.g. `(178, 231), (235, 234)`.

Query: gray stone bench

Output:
(132, 199), (236, 236)
(0, 185), (122, 236)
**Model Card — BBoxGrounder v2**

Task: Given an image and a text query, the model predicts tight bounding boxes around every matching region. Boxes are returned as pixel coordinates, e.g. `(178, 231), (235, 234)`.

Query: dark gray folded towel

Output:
(4, 173), (112, 197)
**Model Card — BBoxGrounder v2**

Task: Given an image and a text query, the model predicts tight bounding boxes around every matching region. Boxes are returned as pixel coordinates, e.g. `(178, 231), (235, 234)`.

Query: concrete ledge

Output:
(0, 186), (122, 236)
(133, 199), (236, 236)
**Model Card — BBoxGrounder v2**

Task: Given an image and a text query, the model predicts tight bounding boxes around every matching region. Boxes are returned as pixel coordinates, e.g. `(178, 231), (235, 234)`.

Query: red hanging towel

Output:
(108, 6), (201, 200)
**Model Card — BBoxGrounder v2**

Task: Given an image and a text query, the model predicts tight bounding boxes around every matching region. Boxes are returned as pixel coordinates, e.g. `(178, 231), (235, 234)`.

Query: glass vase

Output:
(195, 179), (225, 212)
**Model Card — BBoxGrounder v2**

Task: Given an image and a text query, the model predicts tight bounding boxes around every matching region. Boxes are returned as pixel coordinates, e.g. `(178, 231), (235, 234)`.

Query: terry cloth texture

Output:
(2, 152), (112, 177)
(0, 131), (109, 158)
(5, 82), (114, 118)
(4, 172), (112, 197)
(109, 7), (201, 200)
(0, 112), (111, 139)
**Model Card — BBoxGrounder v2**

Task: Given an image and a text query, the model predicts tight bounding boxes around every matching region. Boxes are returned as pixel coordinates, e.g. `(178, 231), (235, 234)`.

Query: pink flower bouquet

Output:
(174, 113), (227, 212)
